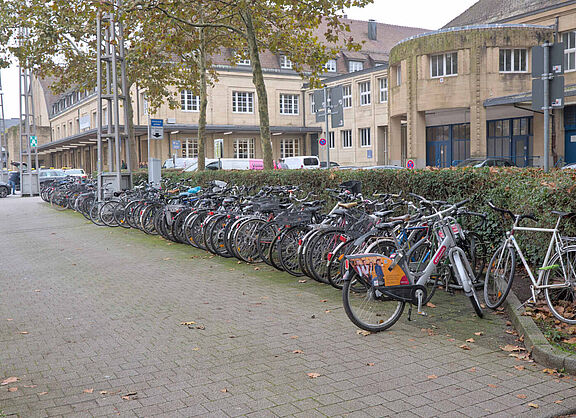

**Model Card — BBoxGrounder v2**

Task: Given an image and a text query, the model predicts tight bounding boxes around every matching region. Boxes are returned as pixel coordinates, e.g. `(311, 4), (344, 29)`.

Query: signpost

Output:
(150, 118), (164, 140)
(318, 137), (327, 147)
(30, 135), (37, 148)
(313, 86), (345, 168)
(406, 159), (415, 169)
(172, 140), (181, 150)
(214, 138), (223, 169)
(532, 41), (565, 172)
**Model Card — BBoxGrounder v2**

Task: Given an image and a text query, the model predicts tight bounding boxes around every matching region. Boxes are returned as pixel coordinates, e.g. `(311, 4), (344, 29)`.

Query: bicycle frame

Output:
(503, 216), (570, 291)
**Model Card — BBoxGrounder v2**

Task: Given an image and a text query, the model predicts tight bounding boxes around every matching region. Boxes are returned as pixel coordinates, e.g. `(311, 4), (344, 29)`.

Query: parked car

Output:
(362, 165), (404, 170)
(0, 181), (9, 198)
(184, 159), (218, 172)
(320, 161), (340, 168)
(281, 156), (320, 169)
(64, 168), (88, 181)
(456, 158), (515, 168)
(38, 168), (66, 184)
(206, 158), (264, 170)
(163, 157), (198, 170)
(562, 163), (576, 170)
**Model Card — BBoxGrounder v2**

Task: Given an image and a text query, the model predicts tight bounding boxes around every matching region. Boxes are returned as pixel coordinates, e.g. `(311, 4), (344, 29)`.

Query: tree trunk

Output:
(241, 9), (274, 170)
(197, 26), (207, 171)
(124, 81), (138, 172)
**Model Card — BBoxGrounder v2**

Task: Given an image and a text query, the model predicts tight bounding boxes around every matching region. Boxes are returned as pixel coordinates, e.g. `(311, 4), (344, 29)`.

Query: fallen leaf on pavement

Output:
(555, 400), (563, 404)
(469, 368), (477, 372)
(562, 337), (576, 344)
(357, 330), (372, 336)
(474, 332), (483, 336)
(38, 392), (48, 395)
(459, 344), (471, 350)
(487, 384), (497, 388)
(320, 300), (327, 303)
(18, 331), (28, 335)
(121, 392), (137, 400)
(6, 318), (13, 321)
(366, 363), (375, 366)
(500, 345), (525, 352)
(528, 402), (539, 409)
(542, 368), (558, 375)
(514, 365), (525, 371)
(447, 338), (455, 342)
(83, 389), (93, 393)
(426, 302), (436, 308)
(1, 377), (18, 386)
(162, 258), (171, 261)
(292, 350), (303, 354)
(298, 280), (307, 283)
(100, 391), (108, 395)
(325, 310), (331, 313)
(307, 373), (321, 379)
(466, 338), (475, 343)
(34, 289), (41, 292)
(516, 394), (527, 399)
(427, 375), (438, 379)
(220, 388), (228, 393)
(290, 335), (299, 339)
(7, 387), (18, 392)
(254, 267), (260, 271)
(22, 385), (37, 388)
(506, 321), (513, 326)
(180, 321), (196, 325)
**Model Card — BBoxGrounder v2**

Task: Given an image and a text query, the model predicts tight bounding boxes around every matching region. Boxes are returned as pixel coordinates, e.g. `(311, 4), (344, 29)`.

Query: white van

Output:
(163, 157), (198, 170)
(183, 159), (218, 172)
(281, 156), (320, 169)
(206, 158), (264, 170)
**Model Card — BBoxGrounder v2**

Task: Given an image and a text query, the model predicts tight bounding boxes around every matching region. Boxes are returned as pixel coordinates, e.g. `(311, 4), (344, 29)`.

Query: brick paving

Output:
(0, 196), (575, 417)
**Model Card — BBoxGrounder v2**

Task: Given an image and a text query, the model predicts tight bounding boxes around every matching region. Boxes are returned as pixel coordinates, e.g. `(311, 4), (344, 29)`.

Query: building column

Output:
(389, 116), (403, 166)
(407, 110), (426, 168)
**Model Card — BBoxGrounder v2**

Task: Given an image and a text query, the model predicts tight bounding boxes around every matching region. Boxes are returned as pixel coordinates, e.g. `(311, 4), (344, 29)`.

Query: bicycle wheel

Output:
(278, 225), (309, 276)
(307, 229), (345, 284)
(405, 239), (440, 304)
(462, 231), (487, 283)
(234, 218), (267, 262)
(342, 273), (405, 332)
(484, 244), (515, 309)
(256, 222), (279, 266)
(327, 240), (354, 289)
(100, 201), (120, 227)
(543, 247), (576, 324)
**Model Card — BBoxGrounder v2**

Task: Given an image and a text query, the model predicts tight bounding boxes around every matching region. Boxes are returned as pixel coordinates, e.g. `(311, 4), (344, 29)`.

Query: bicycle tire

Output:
(307, 229), (345, 283)
(483, 244), (515, 309)
(257, 222), (280, 266)
(342, 274), (405, 332)
(543, 246), (576, 324)
(278, 225), (309, 276)
(234, 218), (267, 262)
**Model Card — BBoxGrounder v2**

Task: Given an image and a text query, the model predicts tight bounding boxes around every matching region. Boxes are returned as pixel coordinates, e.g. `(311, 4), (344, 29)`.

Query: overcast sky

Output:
(0, 0), (478, 119)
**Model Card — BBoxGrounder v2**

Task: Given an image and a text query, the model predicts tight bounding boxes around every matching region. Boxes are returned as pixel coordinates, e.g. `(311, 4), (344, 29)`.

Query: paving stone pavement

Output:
(1, 196), (576, 418)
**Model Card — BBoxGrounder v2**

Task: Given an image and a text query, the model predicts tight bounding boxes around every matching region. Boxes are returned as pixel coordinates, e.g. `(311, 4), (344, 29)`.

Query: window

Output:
(232, 91), (254, 113)
(564, 31), (576, 72)
(379, 78), (388, 103)
(324, 59), (337, 72)
(430, 52), (458, 77)
(234, 138), (255, 159)
(310, 93), (316, 113)
(181, 90), (200, 111)
(280, 139), (299, 158)
(280, 55), (293, 69)
(181, 139), (198, 158)
(328, 131), (335, 149)
(349, 60), (364, 72)
(499, 49), (527, 73)
(234, 51), (251, 66)
(396, 64), (402, 86)
(279, 94), (299, 115)
(342, 85), (352, 108)
(360, 128), (371, 147)
(342, 130), (352, 148)
(359, 81), (371, 106)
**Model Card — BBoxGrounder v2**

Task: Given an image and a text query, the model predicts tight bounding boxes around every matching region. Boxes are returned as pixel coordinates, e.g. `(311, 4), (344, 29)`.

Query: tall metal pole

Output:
(0, 72), (6, 178)
(96, 14), (103, 201)
(543, 41), (551, 172)
(323, 87), (330, 167)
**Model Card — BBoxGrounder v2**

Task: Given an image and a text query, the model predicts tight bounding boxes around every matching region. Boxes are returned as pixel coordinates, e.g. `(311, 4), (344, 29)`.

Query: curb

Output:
(505, 291), (576, 374)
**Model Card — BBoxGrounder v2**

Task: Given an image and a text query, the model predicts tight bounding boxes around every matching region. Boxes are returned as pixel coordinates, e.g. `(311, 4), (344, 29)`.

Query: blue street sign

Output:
(150, 119), (163, 127)
(172, 140), (181, 150)
(367, 149), (373, 159)
(319, 137), (327, 147)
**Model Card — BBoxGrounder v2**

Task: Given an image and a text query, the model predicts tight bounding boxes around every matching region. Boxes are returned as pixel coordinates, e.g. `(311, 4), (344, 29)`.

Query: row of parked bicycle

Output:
(40, 177), (576, 331)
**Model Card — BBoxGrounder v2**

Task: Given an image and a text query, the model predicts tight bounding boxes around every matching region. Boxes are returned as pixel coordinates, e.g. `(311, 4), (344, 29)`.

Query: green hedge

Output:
(134, 168), (576, 265)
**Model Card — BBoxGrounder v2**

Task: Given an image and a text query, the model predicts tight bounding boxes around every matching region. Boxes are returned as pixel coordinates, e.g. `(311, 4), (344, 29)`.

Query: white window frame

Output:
(234, 138), (255, 159)
(279, 93), (299, 115)
(499, 48), (528, 73)
(396, 64), (402, 86)
(310, 93), (316, 113)
(379, 78), (388, 103)
(342, 85), (352, 108)
(234, 51), (251, 66)
(280, 138), (299, 158)
(349, 60), (364, 72)
(341, 130), (352, 149)
(182, 138), (199, 158)
(180, 90), (200, 112)
(232, 91), (254, 114)
(280, 55), (293, 69)
(430, 52), (458, 78)
(324, 59), (337, 72)
(328, 131), (335, 149)
(359, 81), (371, 106)
(360, 127), (371, 147)
(564, 31), (576, 72)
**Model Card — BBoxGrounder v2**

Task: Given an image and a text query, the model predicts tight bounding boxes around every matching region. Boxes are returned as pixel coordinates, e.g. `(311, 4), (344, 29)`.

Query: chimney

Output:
(368, 19), (377, 41)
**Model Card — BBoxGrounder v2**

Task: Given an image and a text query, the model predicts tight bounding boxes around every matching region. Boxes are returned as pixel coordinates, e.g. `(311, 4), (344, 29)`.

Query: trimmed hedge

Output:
(134, 167), (576, 265)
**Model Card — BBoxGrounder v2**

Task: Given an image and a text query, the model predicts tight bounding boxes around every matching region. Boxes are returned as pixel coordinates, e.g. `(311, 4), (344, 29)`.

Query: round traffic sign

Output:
(319, 137), (327, 146)
(406, 159), (415, 169)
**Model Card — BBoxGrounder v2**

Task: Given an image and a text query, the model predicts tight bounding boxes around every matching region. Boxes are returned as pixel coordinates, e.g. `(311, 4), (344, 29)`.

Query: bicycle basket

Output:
(339, 180), (362, 195)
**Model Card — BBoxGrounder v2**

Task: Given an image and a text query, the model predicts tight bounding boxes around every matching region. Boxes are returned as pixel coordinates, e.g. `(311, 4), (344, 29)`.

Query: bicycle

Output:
(342, 200), (483, 332)
(484, 202), (576, 324)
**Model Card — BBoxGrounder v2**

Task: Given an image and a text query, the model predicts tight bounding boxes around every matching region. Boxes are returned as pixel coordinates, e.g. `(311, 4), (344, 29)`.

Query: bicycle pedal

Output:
(417, 310), (428, 317)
